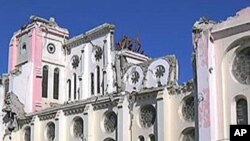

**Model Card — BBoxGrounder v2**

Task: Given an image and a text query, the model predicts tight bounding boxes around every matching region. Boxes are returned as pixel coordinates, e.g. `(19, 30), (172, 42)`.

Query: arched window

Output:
(46, 122), (55, 141)
(23, 126), (31, 141)
(138, 136), (145, 141)
(72, 117), (84, 139)
(53, 68), (59, 99)
(237, 98), (248, 125)
(67, 79), (71, 100)
(182, 96), (195, 122)
(42, 66), (48, 98)
(149, 134), (155, 141)
(102, 71), (106, 95)
(96, 66), (100, 94)
(103, 138), (115, 141)
(91, 73), (94, 95)
(74, 73), (77, 100)
(182, 127), (195, 141)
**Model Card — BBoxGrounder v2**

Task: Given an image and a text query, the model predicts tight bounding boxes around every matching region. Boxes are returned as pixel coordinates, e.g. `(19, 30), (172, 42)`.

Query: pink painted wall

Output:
(31, 28), (43, 111)
(196, 31), (211, 141)
(8, 37), (18, 72)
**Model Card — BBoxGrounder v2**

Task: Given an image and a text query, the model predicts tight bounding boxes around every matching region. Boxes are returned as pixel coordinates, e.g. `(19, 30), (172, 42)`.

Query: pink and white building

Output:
(0, 7), (250, 141)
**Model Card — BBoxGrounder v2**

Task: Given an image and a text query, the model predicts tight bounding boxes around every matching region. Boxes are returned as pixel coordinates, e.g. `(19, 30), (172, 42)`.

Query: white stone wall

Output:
(10, 62), (34, 112)
(194, 7), (250, 141)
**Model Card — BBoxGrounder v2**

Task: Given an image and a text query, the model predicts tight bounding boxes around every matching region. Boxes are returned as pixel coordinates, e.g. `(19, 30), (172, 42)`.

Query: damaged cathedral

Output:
(1, 7), (250, 141)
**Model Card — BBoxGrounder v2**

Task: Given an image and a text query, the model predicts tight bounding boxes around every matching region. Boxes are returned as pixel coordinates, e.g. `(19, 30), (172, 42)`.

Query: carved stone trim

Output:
(93, 100), (118, 110)
(63, 107), (85, 116)
(38, 113), (56, 121)
(18, 117), (32, 128)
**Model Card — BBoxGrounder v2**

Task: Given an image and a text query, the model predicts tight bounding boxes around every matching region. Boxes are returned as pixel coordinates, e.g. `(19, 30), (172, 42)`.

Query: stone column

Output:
(156, 91), (164, 141)
(117, 95), (130, 141)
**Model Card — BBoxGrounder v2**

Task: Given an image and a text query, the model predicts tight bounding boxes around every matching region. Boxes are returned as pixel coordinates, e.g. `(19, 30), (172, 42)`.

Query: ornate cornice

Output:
(38, 112), (56, 121)
(92, 97), (119, 110)
(63, 107), (85, 116)
(18, 117), (32, 128)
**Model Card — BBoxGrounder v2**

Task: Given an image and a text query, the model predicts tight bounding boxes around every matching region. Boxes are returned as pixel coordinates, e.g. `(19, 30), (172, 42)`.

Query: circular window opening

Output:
(71, 55), (80, 69)
(139, 105), (156, 128)
(182, 96), (195, 122)
(47, 43), (56, 54)
(46, 122), (55, 141)
(103, 111), (117, 133)
(72, 117), (83, 138)
(131, 71), (140, 84)
(154, 65), (165, 79)
(94, 46), (103, 62)
(232, 47), (250, 85)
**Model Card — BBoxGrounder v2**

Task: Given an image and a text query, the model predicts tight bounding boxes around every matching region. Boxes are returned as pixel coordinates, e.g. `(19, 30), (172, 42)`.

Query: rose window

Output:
(71, 55), (80, 69)
(73, 117), (83, 138)
(131, 71), (140, 84)
(182, 96), (195, 121)
(46, 122), (55, 141)
(103, 111), (117, 133)
(139, 105), (156, 128)
(155, 65), (165, 78)
(95, 47), (103, 62)
(232, 47), (250, 85)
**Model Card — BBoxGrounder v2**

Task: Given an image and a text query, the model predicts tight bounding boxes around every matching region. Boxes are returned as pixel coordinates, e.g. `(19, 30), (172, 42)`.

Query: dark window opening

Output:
(53, 68), (59, 99)
(138, 136), (145, 141)
(74, 73), (77, 100)
(97, 66), (100, 94)
(4, 79), (9, 95)
(237, 98), (248, 125)
(91, 73), (94, 95)
(67, 79), (71, 100)
(42, 66), (48, 98)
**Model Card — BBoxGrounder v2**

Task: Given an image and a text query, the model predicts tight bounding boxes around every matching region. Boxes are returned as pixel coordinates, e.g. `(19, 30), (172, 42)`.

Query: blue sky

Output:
(0, 0), (249, 83)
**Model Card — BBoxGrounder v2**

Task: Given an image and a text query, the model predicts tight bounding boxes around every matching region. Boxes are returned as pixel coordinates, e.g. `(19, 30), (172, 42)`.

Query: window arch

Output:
(73, 73), (77, 100)
(67, 79), (71, 100)
(103, 138), (115, 141)
(149, 134), (155, 141)
(23, 126), (31, 141)
(138, 136), (145, 141)
(96, 66), (100, 94)
(53, 68), (59, 99)
(72, 117), (84, 139)
(181, 127), (195, 141)
(91, 73), (94, 95)
(236, 98), (248, 125)
(42, 66), (48, 98)
(182, 96), (195, 122)
(46, 122), (55, 141)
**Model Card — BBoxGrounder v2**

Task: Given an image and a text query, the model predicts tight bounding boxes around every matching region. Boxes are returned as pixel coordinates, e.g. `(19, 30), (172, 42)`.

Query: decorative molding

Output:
(38, 113), (56, 121)
(18, 117), (32, 128)
(93, 100), (118, 110)
(63, 107), (85, 116)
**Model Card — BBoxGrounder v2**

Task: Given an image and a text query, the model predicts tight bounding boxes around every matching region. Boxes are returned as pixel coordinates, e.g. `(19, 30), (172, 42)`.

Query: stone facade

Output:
(0, 7), (250, 141)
